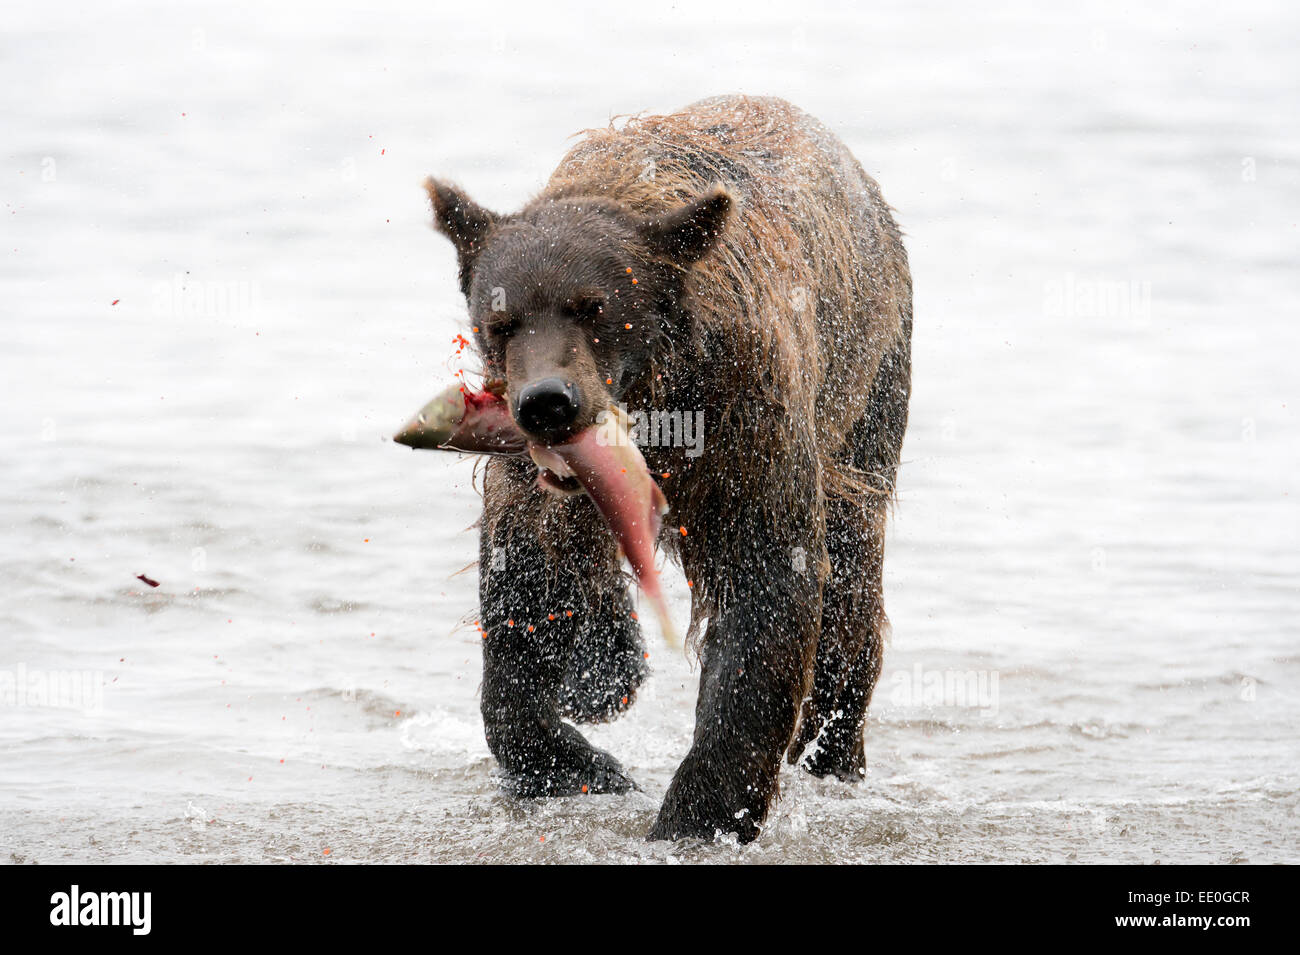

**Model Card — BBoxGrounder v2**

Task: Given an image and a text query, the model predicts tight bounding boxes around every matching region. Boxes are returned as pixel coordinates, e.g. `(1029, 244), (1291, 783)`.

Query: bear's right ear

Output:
(424, 177), (499, 294)
(638, 184), (733, 265)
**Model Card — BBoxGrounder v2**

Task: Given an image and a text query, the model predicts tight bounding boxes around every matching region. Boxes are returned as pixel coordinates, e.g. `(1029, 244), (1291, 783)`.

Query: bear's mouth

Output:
(528, 443), (585, 497)
(538, 469), (583, 495)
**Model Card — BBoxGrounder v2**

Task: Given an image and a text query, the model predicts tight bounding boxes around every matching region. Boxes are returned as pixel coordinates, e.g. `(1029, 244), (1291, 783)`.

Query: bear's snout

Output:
(514, 376), (582, 442)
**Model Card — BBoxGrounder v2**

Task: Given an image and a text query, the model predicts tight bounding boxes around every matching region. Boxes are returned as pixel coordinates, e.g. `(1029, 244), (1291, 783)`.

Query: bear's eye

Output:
(561, 293), (606, 321)
(481, 314), (519, 338)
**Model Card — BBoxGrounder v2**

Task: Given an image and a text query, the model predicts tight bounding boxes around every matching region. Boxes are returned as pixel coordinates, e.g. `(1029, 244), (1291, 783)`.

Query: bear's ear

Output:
(639, 184), (733, 265)
(424, 177), (499, 293)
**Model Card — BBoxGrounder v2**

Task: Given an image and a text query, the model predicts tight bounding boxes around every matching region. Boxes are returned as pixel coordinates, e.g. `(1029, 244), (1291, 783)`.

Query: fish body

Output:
(533, 407), (677, 645)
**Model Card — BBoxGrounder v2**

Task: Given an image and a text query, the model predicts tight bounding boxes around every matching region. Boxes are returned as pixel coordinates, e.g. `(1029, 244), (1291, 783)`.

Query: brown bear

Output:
(423, 94), (912, 842)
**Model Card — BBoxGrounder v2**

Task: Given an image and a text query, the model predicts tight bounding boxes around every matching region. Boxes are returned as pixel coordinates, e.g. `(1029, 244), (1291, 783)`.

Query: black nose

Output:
(516, 377), (581, 437)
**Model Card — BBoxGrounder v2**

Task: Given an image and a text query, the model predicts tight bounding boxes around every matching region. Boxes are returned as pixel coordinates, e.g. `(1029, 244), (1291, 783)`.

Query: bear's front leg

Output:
(649, 504), (823, 843)
(481, 626), (636, 797)
(478, 458), (636, 797)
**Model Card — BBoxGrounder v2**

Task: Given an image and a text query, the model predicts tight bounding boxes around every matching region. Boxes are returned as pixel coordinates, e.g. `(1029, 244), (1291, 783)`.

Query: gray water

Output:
(2, 0), (1297, 863)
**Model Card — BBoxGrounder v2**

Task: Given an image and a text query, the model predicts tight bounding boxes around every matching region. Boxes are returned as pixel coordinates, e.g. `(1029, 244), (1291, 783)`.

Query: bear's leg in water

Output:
(789, 330), (911, 779)
(649, 482), (824, 843)
(787, 496), (887, 780)
(478, 460), (638, 796)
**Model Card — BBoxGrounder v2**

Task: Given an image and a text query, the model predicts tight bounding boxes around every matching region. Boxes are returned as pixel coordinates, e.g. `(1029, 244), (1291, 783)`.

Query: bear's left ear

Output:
(639, 184), (733, 265)
(424, 177), (499, 294)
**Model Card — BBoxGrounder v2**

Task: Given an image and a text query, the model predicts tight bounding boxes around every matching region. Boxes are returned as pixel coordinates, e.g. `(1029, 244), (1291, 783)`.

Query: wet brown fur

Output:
(471, 95), (909, 638)
(426, 95), (912, 838)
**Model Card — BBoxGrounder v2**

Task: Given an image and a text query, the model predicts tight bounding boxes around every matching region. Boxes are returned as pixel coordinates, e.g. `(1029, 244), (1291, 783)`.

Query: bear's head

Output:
(424, 177), (731, 451)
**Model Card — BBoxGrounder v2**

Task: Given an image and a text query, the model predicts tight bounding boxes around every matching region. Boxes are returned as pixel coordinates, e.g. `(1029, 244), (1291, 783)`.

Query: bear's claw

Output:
(500, 748), (639, 798)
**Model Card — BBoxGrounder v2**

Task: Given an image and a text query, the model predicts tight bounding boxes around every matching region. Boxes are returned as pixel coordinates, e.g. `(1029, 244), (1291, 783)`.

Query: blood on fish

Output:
(136, 574), (160, 587)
